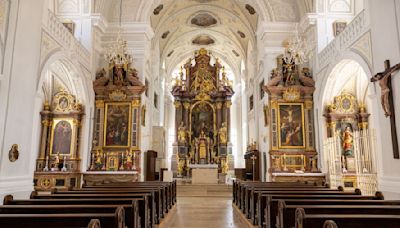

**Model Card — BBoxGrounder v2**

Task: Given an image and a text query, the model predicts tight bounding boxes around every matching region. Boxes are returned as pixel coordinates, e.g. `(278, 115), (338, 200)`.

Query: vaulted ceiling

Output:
(93, 0), (312, 76)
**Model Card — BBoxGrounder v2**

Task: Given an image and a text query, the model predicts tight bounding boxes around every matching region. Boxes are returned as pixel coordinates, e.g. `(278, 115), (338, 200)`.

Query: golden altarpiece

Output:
(264, 55), (324, 184)
(34, 90), (84, 190)
(84, 60), (145, 185)
(171, 49), (234, 177)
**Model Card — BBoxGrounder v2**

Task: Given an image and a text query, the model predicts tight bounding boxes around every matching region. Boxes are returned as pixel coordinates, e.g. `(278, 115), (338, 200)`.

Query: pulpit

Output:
(171, 48), (234, 177)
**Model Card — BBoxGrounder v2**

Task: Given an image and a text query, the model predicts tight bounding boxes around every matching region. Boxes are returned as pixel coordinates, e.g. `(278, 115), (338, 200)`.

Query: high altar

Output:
(264, 54), (325, 185)
(84, 57), (145, 185)
(171, 48), (234, 177)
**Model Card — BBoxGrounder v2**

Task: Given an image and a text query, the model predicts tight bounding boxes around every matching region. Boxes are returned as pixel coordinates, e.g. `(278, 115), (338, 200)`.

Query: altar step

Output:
(176, 183), (232, 197)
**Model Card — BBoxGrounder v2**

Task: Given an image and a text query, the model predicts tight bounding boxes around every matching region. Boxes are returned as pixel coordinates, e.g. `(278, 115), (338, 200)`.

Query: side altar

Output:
(84, 48), (145, 185)
(263, 49), (324, 184)
(171, 48), (234, 177)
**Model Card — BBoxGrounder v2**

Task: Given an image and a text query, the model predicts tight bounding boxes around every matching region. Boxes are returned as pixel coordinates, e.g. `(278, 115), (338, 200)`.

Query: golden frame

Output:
(277, 103), (306, 149)
(49, 118), (76, 156)
(280, 154), (306, 169)
(104, 102), (132, 148)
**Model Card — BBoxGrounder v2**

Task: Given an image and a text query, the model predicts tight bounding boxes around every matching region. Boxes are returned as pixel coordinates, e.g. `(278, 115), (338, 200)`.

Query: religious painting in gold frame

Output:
(104, 102), (132, 148)
(277, 103), (305, 148)
(49, 118), (75, 156)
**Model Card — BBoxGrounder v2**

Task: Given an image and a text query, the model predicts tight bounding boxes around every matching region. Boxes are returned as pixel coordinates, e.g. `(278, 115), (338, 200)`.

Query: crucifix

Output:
(371, 60), (400, 159)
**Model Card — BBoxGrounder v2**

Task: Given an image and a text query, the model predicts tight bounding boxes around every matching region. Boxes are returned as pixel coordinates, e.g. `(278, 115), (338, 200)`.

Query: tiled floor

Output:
(159, 196), (249, 228)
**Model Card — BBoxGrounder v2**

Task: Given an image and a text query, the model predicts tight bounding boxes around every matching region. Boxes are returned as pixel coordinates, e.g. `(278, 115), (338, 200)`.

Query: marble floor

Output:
(159, 196), (250, 228)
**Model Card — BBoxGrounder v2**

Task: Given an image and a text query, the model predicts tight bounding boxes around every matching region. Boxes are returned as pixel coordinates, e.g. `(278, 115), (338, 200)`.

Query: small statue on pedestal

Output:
(177, 122), (187, 144)
(218, 122), (228, 144)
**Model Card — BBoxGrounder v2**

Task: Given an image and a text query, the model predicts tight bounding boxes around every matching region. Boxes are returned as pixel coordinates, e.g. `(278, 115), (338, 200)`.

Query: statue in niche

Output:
(198, 131), (208, 159)
(341, 126), (354, 157)
(113, 66), (125, 84)
(218, 122), (228, 144)
(283, 62), (296, 86)
(177, 122), (187, 144)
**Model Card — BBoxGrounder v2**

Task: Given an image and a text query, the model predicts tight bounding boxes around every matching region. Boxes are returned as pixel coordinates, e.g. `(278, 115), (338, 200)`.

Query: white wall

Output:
(368, 0), (400, 199)
(0, 0), (45, 200)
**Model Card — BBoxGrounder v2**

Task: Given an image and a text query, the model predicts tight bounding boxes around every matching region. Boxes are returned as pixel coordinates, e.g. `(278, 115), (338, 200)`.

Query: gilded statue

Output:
(218, 122), (228, 144)
(177, 122), (187, 144)
(342, 126), (353, 156)
(199, 131), (208, 159)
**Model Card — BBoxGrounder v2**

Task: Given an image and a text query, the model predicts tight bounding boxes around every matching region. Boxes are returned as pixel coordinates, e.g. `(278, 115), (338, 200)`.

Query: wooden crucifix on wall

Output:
(371, 60), (400, 159)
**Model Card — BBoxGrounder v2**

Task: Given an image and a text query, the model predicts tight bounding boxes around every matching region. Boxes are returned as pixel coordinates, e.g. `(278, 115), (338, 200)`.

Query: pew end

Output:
(87, 219), (101, 228)
(375, 191), (385, 200)
(323, 220), (338, 228)
(338, 186), (344, 191)
(29, 191), (38, 199)
(354, 188), (362, 195)
(3, 195), (13, 205)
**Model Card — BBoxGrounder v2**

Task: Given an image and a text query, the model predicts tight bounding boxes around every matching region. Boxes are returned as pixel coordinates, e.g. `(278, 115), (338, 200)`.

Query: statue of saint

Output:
(54, 152), (61, 168)
(342, 126), (353, 156)
(199, 131), (208, 159)
(95, 150), (102, 169)
(177, 122), (187, 143)
(126, 150), (133, 170)
(218, 122), (228, 144)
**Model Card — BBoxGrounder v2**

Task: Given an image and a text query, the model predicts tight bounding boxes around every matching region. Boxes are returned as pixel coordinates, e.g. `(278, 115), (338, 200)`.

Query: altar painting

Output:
(278, 103), (305, 148)
(190, 102), (215, 140)
(104, 103), (131, 147)
(50, 119), (74, 155)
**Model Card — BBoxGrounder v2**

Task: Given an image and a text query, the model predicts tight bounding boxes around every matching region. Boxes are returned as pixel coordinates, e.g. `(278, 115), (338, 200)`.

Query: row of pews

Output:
(233, 180), (400, 228)
(0, 180), (176, 228)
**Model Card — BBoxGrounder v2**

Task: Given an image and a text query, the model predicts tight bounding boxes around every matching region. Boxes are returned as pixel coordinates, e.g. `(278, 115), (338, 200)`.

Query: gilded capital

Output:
(270, 100), (278, 109)
(132, 99), (140, 107)
(95, 100), (104, 108)
(358, 122), (368, 130)
(305, 100), (313, 109)
(41, 120), (50, 126)
(327, 122), (336, 129)
(73, 119), (80, 126)
(174, 101), (181, 108)
(225, 101), (232, 108)
(216, 102), (223, 109)
(183, 102), (191, 110)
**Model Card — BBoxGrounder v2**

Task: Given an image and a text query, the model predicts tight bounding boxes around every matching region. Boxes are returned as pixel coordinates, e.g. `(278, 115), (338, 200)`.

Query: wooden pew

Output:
(295, 208), (400, 228)
(66, 187), (166, 215)
(31, 191), (156, 226)
(278, 200), (400, 228)
(83, 180), (177, 205)
(4, 195), (150, 228)
(246, 187), (344, 221)
(0, 203), (139, 228)
(235, 181), (326, 209)
(88, 219), (101, 228)
(249, 189), (360, 226)
(259, 193), (383, 228)
(0, 206), (124, 228)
